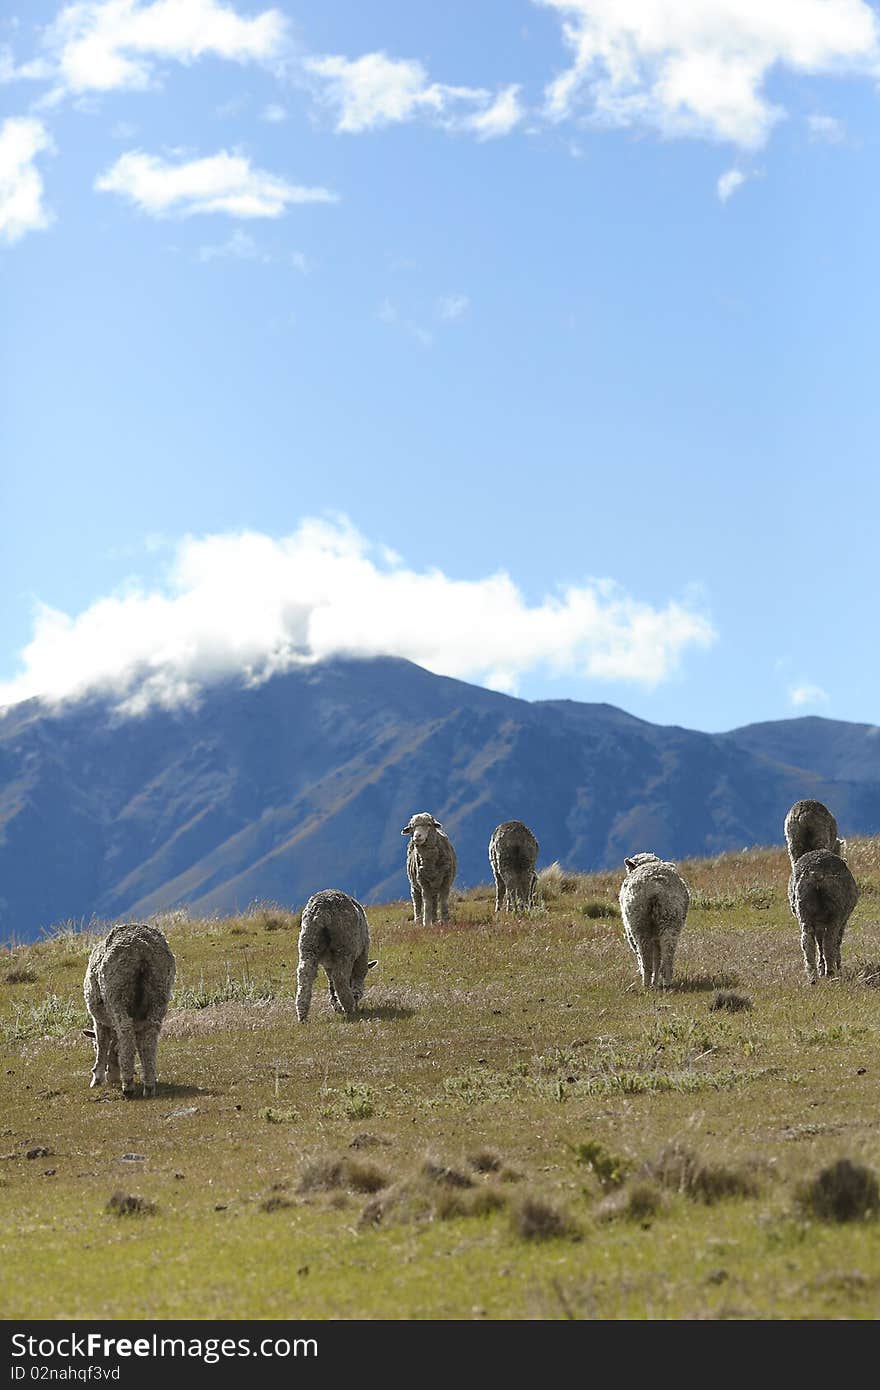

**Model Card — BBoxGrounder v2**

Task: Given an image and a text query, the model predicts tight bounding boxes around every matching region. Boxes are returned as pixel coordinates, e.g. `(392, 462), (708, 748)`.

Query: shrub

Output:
(643, 1144), (758, 1204)
(511, 1195), (579, 1241)
(796, 1160), (880, 1223)
(710, 991), (753, 1014)
(573, 1140), (629, 1190)
(106, 1192), (156, 1217)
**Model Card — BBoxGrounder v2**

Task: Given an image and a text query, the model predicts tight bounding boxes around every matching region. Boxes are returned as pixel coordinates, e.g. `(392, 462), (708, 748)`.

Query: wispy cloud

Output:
(95, 148), (338, 219)
(807, 112), (846, 143)
(0, 115), (54, 244)
(789, 682), (830, 709)
(196, 228), (313, 268)
(538, 0), (879, 148)
(41, 0), (288, 99)
(0, 517), (717, 713)
(437, 293), (469, 321)
(716, 167), (746, 202)
(261, 101), (287, 122)
(305, 50), (524, 139)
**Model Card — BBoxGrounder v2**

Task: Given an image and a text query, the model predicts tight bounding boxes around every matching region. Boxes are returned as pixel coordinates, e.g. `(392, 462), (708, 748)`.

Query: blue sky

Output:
(2, 0), (880, 732)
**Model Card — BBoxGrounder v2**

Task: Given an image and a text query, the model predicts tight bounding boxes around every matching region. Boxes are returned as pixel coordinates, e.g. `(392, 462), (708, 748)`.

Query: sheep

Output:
(401, 812), (457, 926)
(618, 852), (690, 989)
(489, 820), (539, 912)
(784, 799), (844, 867)
(295, 889), (377, 1022)
(83, 922), (176, 1098)
(788, 849), (858, 984)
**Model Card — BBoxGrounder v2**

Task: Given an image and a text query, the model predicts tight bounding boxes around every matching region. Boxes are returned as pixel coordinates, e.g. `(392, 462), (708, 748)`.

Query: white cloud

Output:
(42, 0), (288, 97)
(0, 116), (54, 244)
(789, 682), (830, 709)
(538, 0), (880, 147)
(807, 112), (846, 142)
(305, 50), (524, 138)
(95, 148), (338, 218)
(0, 518), (717, 714)
(261, 101), (287, 122)
(716, 167), (746, 201)
(437, 293), (469, 321)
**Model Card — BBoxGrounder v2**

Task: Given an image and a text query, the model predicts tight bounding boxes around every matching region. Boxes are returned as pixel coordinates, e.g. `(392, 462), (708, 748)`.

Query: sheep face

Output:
(401, 813), (443, 848)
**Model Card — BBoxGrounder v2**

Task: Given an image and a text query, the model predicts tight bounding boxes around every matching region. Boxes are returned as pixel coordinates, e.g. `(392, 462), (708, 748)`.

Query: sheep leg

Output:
(296, 955), (319, 1023)
(106, 1034), (120, 1085)
(439, 889), (451, 923)
(492, 867), (503, 913)
(632, 933), (650, 987)
(326, 969), (345, 1014)
(89, 1021), (115, 1087)
(327, 962), (357, 1016)
(112, 1016), (138, 1096)
(135, 1023), (161, 1097)
(423, 891), (438, 927)
(411, 883), (423, 925)
(658, 932), (677, 988)
(800, 928), (819, 985)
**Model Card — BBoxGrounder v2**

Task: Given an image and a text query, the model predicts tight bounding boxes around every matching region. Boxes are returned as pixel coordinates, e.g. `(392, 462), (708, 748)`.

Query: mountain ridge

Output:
(1, 656), (879, 942)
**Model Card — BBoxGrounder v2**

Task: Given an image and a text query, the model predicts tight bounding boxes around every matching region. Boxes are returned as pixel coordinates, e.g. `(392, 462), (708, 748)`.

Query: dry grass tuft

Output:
(596, 1182), (665, 1224)
(710, 990), (753, 1013)
(643, 1144), (759, 1204)
(4, 967), (38, 985)
(511, 1194), (579, 1241)
(467, 1149), (502, 1173)
(106, 1192), (156, 1217)
(297, 1155), (389, 1196)
(421, 1159), (473, 1189)
(796, 1159), (880, 1223)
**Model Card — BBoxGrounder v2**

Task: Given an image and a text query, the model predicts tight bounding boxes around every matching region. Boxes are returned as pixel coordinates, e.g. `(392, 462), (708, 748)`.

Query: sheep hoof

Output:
(89, 1074), (103, 1088)
(121, 1084), (137, 1099)
(142, 1084), (156, 1099)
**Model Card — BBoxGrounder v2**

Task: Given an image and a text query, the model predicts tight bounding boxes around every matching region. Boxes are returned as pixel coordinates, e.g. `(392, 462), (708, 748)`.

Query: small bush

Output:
(467, 1149), (502, 1173)
(796, 1160), (880, 1223)
(260, 1195), (294, 1213)
(710, 991), (753, 1014)
(4, 966), (38, 985)
(581, 900), (620, 919)
(260, 1108), (298, 1124)
(573, 1140), (629, 1190)
(106, 1192), (156, 1217)
(511, 1195), (579, 1241)
(421, 1160), (473, 1189)
(643, 1144), (758, 1204)
(297, 1156), (388, 1196)
(596, 1183), (664, 1224)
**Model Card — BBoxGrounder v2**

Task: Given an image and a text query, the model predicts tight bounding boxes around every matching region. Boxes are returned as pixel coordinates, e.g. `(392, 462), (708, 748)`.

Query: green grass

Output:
(3, 837), (880, 1318)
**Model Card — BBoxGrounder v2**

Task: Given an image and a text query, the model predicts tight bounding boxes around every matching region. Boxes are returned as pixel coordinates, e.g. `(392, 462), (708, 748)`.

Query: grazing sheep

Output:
(788, 849), (858, 984)
(83, 922), (176, 1098)
(295, 889), (377, 1022)
(489, 820), (539, 912)
(619, 853), (690, 989)
(784, 799), (844, 866)
(401, 812), (457, 926)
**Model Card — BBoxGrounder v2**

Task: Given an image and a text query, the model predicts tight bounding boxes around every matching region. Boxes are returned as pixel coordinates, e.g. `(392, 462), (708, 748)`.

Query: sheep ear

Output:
(367, 960), (378, 970)
(82, 1028), (96, 1039)
(624, 858), (636, 872)
(431, 817), (442, 829)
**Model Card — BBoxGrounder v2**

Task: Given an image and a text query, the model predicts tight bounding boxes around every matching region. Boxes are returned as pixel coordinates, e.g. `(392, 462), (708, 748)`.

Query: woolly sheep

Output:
(295, 889), (377, 1022)
(788, 849), (858, 984)
(784, 799), (844, 867)
(618, 852), (690, 989)
(489, 820), (539, 912)
(83, 922), (176, 1098)
(401, 812), (457, 927)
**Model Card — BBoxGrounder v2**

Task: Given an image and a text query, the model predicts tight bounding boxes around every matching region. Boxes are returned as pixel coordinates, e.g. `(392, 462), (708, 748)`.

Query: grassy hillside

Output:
(2, 840), (880, 1320)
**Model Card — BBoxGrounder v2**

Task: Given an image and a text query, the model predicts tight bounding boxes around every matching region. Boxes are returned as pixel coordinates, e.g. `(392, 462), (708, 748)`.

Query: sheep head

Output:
(401, 812), (443, 848)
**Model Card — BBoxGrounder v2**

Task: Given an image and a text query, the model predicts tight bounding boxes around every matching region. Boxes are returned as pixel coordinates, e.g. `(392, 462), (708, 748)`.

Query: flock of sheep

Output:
(81, 798), (859, 1098)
